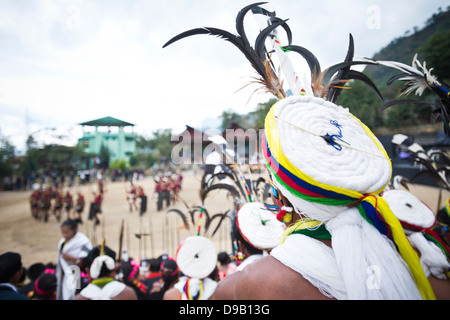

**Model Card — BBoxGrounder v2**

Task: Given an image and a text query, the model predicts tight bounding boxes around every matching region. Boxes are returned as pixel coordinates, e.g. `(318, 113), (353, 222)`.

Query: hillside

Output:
(334, 7), (450, 131)
(364, 7), (450, 84)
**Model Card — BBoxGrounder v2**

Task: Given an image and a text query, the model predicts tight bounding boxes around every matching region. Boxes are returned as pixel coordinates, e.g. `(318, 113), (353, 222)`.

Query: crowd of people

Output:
(124, 181), (146, 214)
(2, 180), (450, 301)
(29, 181), (104, 226)
(0, 218), (240, 300)
(153, 172), (183, 212)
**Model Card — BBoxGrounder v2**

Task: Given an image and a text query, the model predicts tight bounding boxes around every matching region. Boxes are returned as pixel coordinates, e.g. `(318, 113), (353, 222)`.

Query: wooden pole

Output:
(437, 188), (443, 213)
(148, 210), (154, 258)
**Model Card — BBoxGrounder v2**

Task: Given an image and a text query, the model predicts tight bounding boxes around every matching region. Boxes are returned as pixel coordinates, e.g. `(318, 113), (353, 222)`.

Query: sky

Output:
(0, 0), (448, 153)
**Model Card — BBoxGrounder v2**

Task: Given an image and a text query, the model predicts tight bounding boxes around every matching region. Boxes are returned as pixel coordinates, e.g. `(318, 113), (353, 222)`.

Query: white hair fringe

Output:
(326, 208), (422, 299)
(271, 174), (423, 299)
(408, 232), (450, 280)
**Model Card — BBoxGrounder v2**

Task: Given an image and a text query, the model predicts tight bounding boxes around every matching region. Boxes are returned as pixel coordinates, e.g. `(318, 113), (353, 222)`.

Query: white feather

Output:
(358, 54), (441, 97)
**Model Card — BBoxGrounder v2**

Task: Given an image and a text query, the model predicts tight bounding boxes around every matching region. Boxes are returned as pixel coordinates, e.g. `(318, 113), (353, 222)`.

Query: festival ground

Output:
(0, 169), (448, 268)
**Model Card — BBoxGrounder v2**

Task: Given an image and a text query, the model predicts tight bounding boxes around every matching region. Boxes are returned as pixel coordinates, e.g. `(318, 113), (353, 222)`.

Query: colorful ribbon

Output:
(280, 219), (331, 244)
(197, 207), (204, 236)
(183, 278), (203, 300)
(400, 220), (450, 261)
(127, 259), (140, 281)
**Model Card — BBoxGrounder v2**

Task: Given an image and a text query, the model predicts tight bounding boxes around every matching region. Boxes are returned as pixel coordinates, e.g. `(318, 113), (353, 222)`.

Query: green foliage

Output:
(109, 158), (129, 171)
(98, 144), (111, 170)
(149, 128), (173, 163)
(0, 134), (16, 178)
(336, 81), (382, 129)
(133, 129), (173, 167)
(220, 110), (244, 131)
(21, 144), (87, 176)
(418, 30), (450, 82)
(357, 7), (450, 128)
(365, 8), (450, 85)
(249, 98), (278, 129)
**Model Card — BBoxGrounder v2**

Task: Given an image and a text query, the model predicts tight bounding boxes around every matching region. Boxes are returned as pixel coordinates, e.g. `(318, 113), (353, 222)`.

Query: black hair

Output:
(61, 218), (78, 230)
(34, 273), (57, 300)
(148, 258), (162, 272)
(232, 218), (263, 255)
(0, 252), (22, 283)
(160, 259), (179, 292)
(27, 263), (46, 281)
(97, 262), (115, 278)
(437, 208), (450, 226)
(217, 251), (231, 265)
(18, 267), (27, 283)
(84, 245), (117, 268)
(119, 261), (136, 283)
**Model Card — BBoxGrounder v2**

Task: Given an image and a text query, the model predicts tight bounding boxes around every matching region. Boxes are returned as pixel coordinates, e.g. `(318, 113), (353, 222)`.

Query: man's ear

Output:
(280, 193), (293, 208)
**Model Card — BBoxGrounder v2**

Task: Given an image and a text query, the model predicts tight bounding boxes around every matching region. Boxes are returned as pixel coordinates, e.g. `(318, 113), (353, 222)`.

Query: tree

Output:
(249, 98), (278, 129)
(25, 134), (38, 151)
(98, 143), (111, 170)
(110, 159), (129, 172)
(419, 30), (450, 82)
(0, 133), (15, 181)
(220, 110), (244, 131)
(149, 129), (173, 164)
(336, 80), (383, 129)
(21, 144), (86, 178)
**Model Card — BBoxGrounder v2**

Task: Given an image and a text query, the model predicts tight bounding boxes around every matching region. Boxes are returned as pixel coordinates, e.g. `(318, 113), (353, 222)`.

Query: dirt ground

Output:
(0, 169), (448, 268)
(0, 169), (255, 267)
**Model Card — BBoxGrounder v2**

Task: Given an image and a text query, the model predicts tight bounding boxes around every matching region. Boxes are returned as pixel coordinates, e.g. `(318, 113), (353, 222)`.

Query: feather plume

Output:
(282, 44), (321, 77)
(163, 2), (286, 100)
(392, 133), (450, 190)
(327, 34), (355, 103)
(392, 175), (410, 190)
(189, 206), (211, 233)
(201, 183), (241, 204)
(166, 209), (190, 231)
(208, 212), (229, 237)
(380, 99), (438, 112)
(310, 60), (380, 100)
(360, 54), (446, 97)
(361, 54), (450, 137)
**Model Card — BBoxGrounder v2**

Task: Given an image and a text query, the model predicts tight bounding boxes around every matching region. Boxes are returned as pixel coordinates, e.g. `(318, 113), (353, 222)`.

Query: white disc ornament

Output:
(176, 236), (217, 279)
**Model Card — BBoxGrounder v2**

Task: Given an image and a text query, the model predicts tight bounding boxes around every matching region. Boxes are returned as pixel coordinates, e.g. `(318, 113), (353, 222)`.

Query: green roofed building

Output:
(78, 116), (136, 167)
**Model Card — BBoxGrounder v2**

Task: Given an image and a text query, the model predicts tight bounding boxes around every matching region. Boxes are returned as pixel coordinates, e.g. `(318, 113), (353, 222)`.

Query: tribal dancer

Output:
(74, 191), (85, 224)
(125, 181), (138, 212)
(73, 254), (137, 300)
(163, 2), (439, 299)
(215, 202), (285, 299)
(52, 190), (64, 222)
(63, 190), (74, 218)
(29, 185), (40, 220)
(38, 185), (52, 222)
(117, 259), (149, 300)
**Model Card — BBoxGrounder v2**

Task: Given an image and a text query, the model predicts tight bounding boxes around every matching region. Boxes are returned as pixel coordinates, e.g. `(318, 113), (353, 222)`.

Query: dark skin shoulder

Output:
(214, 270), (241, 300)
(112, 286), (138, 300)
(427, 276), (450, 300)
(234, 255), (334, 300)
